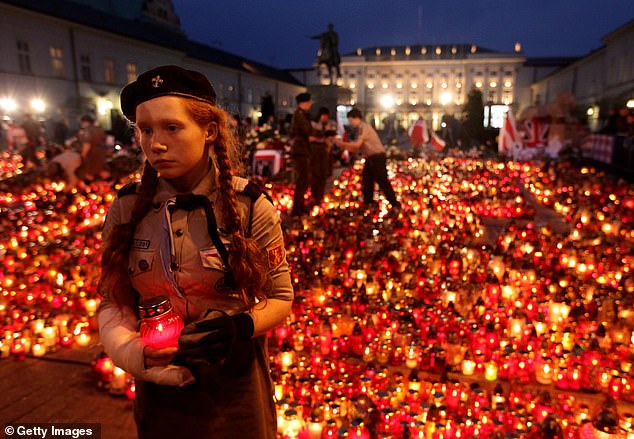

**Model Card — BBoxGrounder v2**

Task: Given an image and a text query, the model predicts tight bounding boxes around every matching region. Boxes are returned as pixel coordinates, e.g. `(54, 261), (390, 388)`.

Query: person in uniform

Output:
(310, 107), (337, 207)
(335, 108), (401, 211)
(289, 92), (315, 217)
(98, 65), (293, 439)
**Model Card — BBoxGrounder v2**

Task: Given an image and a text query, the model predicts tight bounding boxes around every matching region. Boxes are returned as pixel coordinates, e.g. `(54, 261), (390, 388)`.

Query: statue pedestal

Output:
(307, 84), (352, 117)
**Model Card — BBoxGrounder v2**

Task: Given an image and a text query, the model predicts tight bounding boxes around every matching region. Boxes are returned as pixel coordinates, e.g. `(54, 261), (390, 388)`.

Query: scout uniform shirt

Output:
(103, 168), (293, 323)
(101, 167), (292, 439)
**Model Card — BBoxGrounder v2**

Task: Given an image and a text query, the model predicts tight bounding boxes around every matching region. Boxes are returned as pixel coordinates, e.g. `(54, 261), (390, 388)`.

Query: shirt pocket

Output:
(128, 249), (156, 278)
(199, 247), (229, 272)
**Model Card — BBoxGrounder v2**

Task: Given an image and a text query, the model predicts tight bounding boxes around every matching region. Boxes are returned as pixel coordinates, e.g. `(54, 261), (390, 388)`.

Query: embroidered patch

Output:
(132, 239), (150, 249)
(267, 242), (284, 269)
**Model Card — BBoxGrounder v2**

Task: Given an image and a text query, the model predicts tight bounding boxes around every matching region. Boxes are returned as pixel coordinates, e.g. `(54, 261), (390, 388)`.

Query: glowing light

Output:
(380, 95), (395, 109)
(0, 97), (17, 113)
(440, 91), (453, 106)
(97, 98), (113, 115)
(30, 98), (46, 113)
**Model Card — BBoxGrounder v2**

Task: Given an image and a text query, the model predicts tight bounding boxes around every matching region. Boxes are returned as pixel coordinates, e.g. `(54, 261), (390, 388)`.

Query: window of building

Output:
(104, 58), (115, 83)
(16, 40), (32, 74)
(80, 55), (92, 82)
(50, 46), (64, 77)
(247, 88), (253, 104)
(217, 83), (225, 99)
(126, 63), (137, 83)
(502, 92), (513, 105)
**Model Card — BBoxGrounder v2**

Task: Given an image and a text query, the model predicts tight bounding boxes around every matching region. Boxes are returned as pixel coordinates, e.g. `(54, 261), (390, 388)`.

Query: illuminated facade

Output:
(311, 44), (526, 130)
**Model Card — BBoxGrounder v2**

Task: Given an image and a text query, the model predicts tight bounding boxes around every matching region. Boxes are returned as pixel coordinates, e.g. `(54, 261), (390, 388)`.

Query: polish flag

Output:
(408, 119), (429, 147)
(498, 109), (522, 155)
(430, 131), (446, 151)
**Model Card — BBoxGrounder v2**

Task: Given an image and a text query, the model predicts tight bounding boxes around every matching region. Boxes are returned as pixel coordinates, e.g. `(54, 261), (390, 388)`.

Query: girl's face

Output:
(135, 96), (217, 191)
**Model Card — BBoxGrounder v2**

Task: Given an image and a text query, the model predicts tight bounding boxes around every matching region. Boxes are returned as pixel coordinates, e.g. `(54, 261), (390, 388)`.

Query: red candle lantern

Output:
(138, 296), (184, 349)
(125, 380), (136, 400)
(348, 418), (370, 439)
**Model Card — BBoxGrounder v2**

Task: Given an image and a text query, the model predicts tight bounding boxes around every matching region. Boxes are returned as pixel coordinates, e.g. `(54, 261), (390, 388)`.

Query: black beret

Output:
(295, 92), (311, 103)
(120, 65), (216, 120)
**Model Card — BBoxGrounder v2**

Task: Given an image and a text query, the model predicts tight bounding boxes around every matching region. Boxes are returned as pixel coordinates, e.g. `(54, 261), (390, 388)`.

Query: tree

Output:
(259, 93), (275, 126)
(463, 88), (485, 144)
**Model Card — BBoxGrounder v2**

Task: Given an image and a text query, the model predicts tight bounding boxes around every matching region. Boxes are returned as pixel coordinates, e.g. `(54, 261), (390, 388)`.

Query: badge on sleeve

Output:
(267, 241), (284, 269)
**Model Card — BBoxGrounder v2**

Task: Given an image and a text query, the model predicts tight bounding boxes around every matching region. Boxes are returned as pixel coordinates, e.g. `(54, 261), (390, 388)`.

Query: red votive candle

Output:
(138, 296), (183, 349)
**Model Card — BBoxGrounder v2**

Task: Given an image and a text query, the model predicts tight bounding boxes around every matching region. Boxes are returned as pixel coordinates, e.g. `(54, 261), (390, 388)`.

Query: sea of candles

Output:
(0, 156), (112, 358)
(264, 157), (634, 437)
(1, 152), (633, 437)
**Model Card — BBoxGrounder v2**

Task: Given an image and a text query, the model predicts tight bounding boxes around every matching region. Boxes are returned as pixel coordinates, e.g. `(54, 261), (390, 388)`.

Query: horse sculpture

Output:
(312, 24), (341, 85)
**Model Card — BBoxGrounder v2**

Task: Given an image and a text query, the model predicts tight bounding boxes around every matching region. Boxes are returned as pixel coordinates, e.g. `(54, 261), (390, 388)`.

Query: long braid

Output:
(99, 161), (159, 307)
(213, 139), (267, 306)
(185, 101), (268, 307)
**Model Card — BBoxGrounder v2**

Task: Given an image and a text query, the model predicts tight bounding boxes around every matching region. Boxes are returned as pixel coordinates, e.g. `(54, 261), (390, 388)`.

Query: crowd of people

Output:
(1, 109), (139, 190)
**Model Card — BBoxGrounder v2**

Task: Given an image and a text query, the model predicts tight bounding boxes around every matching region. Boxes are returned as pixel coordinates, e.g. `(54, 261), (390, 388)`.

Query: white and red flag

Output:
(498, 109), (522, 155)
(430, 131), (446, 151)
(522, 117), (550, 148)
(408, 118), (429, 147)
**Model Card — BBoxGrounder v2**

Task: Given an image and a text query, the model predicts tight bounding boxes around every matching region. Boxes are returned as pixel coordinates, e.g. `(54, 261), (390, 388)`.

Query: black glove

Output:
(175, 310), (254, 368)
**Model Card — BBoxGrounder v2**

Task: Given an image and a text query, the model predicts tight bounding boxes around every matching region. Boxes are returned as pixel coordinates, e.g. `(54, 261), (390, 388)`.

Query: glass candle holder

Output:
(139, 296), (184, 349)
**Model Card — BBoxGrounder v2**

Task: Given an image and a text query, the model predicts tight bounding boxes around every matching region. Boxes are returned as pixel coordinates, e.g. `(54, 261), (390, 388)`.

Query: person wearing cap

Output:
(98, 65), (293, 439)
(289, 92), (316, 216)
(335, 108), (401, 211)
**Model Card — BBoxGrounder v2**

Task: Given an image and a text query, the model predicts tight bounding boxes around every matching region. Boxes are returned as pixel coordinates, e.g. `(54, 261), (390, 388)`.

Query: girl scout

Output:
(98, 65), (293, 439)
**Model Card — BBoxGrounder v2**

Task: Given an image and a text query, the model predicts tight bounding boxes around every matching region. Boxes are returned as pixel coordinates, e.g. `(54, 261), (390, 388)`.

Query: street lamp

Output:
(380, 94), (394, 110)
(30, 98), (46, 114)
(440, 91), (452, 106)
(0, 97), (17, 114)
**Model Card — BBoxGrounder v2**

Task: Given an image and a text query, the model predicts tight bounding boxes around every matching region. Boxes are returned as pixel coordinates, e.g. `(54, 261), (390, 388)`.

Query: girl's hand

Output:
(144, 346), (178, 368)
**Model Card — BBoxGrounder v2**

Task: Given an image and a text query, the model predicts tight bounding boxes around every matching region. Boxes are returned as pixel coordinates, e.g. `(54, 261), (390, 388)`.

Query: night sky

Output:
(172, 0), (633, 69)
